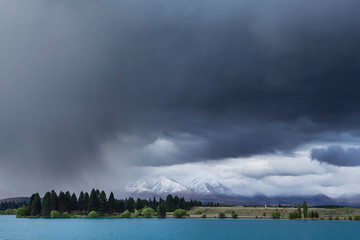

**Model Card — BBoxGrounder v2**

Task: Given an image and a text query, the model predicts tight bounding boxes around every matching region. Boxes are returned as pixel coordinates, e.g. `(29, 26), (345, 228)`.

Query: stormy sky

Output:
(1, 0), (360, 198)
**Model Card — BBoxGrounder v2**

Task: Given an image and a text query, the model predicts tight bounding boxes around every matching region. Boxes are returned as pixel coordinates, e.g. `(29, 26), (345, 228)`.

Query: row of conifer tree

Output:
(25, 189), (202, 217)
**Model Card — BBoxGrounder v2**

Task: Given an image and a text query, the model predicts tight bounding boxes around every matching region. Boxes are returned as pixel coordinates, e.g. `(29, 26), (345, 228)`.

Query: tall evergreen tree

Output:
(152, 197), (157, 209)
(126, 197), (135, 213)
(107, 192), (116, 215)
(116, 199), (125, 213)
(157, 202), (166, 218)
(84, 192), (89, 213)
(302, 201), (308, 218)
(78, 191), (85, 213)
(296, 203), (302, 218)
(165, 194), (174, 212)
(31, 193), (41, 216)
(28, 194), (36, 215)
(136, 198), (143, 210)
(71, 193), (78, 212)
(58, 191), (66, 214)
(173, 196), (180, 210)
(88, 189), (99, 211)
(65, 191), (72, 212)
(41, 192), (51, 217)
(50, 190), (59, 211)
(99, 191), (107, 215)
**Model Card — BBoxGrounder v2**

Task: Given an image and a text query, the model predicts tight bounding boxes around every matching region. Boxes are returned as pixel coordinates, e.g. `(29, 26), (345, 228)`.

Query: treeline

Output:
(0, 201), (27, 211)
(18, 189), (202, 217)
(288, 201), (319, 219)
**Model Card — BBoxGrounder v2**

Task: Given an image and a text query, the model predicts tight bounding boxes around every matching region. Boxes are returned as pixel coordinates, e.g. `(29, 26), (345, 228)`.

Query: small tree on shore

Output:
(173, 209), (187, 218)
(302, 201), (308, 218)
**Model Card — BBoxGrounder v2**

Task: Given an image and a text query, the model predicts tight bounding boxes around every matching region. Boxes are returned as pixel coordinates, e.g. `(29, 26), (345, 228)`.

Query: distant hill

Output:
(121, 177), (360, 207)
(0, 197), (30, 204)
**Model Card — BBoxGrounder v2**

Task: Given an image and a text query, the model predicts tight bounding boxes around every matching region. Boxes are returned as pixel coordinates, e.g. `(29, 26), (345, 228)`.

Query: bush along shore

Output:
(11, 191), (360, 220)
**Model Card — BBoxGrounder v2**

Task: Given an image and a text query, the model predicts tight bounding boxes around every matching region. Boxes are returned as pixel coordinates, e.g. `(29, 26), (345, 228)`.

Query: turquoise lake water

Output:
(1, 215), (360, 240)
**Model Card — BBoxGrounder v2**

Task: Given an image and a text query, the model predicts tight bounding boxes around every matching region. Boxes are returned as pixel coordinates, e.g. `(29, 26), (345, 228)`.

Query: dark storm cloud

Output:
(311, 146), (360, 166)
(1, 0), (360, 192)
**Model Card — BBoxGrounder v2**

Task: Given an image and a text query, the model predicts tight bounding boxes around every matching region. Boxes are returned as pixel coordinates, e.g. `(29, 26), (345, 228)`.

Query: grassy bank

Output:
(188, 206), (360, 220)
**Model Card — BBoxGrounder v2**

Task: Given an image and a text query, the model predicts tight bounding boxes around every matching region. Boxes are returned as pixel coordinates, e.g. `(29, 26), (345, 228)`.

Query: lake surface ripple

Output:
(1, 215), (360, 240)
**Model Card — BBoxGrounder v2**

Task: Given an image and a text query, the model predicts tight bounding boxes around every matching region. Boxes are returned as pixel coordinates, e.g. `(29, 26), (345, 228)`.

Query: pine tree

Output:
(157, 202), (166, 218)
(31, 193), (41, 216)
(296, 203), (302, 218)
(88, 189), (99, 212)
(165, 194), (174, 212)
(58, 191), (66, 214)
(302, 201), (308, 218)
(116, 199), (125, 213)
(136, 198), (143, 210)
(71, 193), (78, 212)
(41, 192), (51, 217)
(84, 192), (89, 213)
(50, 190), (59, 211)
(126, 197), (135, 213)
(65, 191), (72, 212)
(78, 191), (85, 213)
(107, 192), (116, 215)
(99, 191), (107, 215)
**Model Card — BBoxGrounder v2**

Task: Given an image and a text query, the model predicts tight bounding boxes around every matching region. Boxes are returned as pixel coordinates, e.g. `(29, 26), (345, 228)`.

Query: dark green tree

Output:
(296, 203), (302, 218)
(41, 192), (51, 217)
(136, 198), (143, 210)
(84, 192), (89, 213)
(64, 191), (72, 212)
(99, 191), (107, 215)
(157, 202), (166, 218)
(126, 197), (135, 213)
(107, 192), (116, 215)
(88, 189), (99, 212)
(116, 199), (125, 213)
(165, 194), (174, 212)
(58, 191), (66, 214)
(31, 193), (41, 216)
(78, 191), (85, 213)
(50, 190), (58, 211)
(302, 201), (308, 218)
(70, 193), (78, 212)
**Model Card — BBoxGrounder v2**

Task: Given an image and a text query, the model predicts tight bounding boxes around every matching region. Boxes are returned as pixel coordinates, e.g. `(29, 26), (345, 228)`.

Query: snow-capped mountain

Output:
(188, 177), (230, 195)
(123, 177), (193, 198)
(122, 176), (231, 199)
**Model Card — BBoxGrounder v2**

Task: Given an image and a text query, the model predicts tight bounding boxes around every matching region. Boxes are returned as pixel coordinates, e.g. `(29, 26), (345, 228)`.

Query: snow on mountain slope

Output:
(124, 176), (232, 198)
(125, 177), (190, 195)
(188, 177), (230, 195)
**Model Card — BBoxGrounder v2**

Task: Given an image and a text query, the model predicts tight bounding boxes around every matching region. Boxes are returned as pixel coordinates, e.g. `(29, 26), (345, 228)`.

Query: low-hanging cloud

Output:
(311, 145), (360, 167)
(1, 0), (360, 196)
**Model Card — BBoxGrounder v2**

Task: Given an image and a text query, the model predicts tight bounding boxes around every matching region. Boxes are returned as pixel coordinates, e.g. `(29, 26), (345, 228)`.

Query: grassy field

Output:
(187, 206), (360, 219)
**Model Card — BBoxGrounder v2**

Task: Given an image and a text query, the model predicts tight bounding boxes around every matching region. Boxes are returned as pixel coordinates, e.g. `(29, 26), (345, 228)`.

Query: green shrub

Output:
(231, 211), (238, 219)
(173, 209), (187, 218)
(87, 211), (99, 218)
(62, 212), (71, 218)
(335, 216), (339, 220)
(142, 207), (155, 218)
(218, 212), (226, 219)
(271, 211), (281, 219)
(120, 210), (131, 218)
(201, 214), (206, 218)
(263, 212), (266, 217)
(195, 210), (202, 215)
(348, 216), (353, 221)
(50, 210), (60, 218)
(288, 212), (298, 219)
(329, 215), (333, 220)
(353, 215), (360, 221)
(16, 206), (29, 218)
(4, 209), (16, 215)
